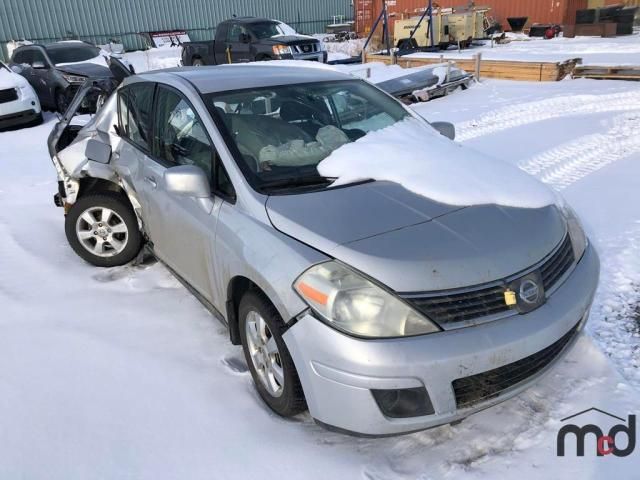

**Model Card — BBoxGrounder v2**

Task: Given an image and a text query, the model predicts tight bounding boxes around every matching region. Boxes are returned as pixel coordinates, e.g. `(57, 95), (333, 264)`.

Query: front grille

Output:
(405, 234), (575, 327)
(452, 322), (580, 408)
(540, 234), (574, 290)
(293, 43), (318, 54)
(409, 285), (510, 326)
(0, 88), (18, 104)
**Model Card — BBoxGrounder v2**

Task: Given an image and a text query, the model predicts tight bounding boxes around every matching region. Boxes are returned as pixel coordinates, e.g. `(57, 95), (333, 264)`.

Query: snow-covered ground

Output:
(407, 30), (640, 66)
(1, 76), (639, 478)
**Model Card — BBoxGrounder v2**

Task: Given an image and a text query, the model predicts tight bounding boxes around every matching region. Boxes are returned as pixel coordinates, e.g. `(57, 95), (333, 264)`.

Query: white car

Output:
(0, 60), (42, 130)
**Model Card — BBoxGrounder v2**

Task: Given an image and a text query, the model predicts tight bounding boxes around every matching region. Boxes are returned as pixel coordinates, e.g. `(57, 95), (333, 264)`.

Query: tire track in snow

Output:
(456, 90), (640, 142)
(517, 111), (640, 190)
(589, 222), (640, 389)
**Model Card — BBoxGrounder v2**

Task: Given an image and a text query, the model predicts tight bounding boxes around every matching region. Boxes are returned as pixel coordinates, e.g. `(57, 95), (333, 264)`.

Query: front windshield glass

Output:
(204, 80), (410, 191)
(250, 22), (291, 39)
(46, 44), (100, 65)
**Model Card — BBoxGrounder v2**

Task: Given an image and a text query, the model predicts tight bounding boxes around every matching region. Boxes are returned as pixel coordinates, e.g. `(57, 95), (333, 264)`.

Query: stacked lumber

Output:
(364, 53), (582, 82)
(572, 65), (640, 81)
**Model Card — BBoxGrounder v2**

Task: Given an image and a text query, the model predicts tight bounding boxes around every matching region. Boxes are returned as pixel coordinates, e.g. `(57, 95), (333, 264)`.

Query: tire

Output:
(239, 291), (306, 417)
(65, 191), (143, 267)
(192, 58), (204, 67)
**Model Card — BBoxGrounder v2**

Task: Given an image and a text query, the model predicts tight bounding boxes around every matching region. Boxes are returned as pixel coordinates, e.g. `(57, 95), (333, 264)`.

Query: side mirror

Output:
(85, 139), (112, 164)
(10, 65), (23, 74)
(32, 61), (47, 69)
(163, 165), (211, 198)
(240, 33), (251, 44)
(431, 121), (456, 140)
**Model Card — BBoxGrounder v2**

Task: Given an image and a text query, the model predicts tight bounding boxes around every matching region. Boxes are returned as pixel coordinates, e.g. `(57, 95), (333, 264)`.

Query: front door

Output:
(226, 23), (252, 63)
(29, 48), (53, 105)
(142, 85), (223, 300)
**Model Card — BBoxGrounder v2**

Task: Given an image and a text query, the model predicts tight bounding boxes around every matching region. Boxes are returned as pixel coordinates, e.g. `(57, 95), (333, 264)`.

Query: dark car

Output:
(9, 41), (115, 113)
(181, 17), (327, 66)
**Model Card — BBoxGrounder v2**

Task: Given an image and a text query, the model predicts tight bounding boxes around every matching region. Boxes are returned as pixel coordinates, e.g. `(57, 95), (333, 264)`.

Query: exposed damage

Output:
(47, 58), (144, 228)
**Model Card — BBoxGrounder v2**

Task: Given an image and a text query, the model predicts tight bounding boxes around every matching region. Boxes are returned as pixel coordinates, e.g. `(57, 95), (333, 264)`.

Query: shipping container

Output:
(356, 0), (592, 36)
(0, 0), (353, 61)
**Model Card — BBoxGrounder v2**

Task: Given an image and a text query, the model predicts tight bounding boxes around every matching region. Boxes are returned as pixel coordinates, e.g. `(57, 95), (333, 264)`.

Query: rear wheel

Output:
(239, 291), (306, 416)
(65, 192), (143, 267)
(192, 58), (204, 67)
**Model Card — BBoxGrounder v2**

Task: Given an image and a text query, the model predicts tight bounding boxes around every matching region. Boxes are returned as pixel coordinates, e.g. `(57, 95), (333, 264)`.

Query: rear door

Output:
(115, 82), (157, 227)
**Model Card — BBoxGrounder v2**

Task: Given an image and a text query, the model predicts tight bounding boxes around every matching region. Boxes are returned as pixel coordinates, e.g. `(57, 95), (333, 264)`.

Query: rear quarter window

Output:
(118, 83), (155, 152)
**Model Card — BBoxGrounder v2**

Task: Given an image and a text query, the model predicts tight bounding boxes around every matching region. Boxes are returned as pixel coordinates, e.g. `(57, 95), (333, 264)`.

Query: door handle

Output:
(144, 176), (157, 188)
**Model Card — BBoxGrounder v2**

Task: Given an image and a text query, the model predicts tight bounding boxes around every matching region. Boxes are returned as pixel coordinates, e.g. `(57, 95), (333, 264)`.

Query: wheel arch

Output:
(226, 275), (287, 346)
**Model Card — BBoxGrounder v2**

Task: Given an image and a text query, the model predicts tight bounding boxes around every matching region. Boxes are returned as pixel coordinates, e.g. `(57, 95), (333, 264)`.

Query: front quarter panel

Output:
(214, 201), (329, 322)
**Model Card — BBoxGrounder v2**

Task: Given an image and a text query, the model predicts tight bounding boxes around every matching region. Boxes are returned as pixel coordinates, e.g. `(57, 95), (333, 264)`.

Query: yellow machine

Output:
(393, 6), (490, 51)
(393, 12), (450, 50)
(448, 7), (490, 46)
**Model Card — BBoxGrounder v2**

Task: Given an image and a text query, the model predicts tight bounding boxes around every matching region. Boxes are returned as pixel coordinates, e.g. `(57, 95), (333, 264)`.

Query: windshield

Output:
(250, 22), (293, 39)
(46, 44), (101, 65)
(204, 79), (410, 192)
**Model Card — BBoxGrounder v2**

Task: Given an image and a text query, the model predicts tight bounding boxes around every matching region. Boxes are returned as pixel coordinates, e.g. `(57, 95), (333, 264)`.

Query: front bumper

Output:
(284, 244), (599, 436)
(0, 87), (42, 130)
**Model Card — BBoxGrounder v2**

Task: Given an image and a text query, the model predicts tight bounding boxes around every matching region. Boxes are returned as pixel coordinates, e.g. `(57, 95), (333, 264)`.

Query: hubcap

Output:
(245, 311), (284, 397)
(75, 206), (129, 258)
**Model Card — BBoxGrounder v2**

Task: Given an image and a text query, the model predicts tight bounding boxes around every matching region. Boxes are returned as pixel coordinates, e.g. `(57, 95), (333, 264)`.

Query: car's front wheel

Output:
(65, 192), (143, 267)
(239, 291), (306, 417)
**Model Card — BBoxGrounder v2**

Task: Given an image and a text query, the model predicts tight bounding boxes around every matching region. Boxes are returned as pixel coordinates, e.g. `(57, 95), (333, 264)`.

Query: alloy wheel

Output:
(75, 206), (129, 257)
(245, 310), (285, 397)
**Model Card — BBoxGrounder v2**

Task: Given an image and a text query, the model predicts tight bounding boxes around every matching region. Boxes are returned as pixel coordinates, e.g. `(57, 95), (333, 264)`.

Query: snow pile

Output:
(312, 36), (365, 58)
(318, 117), (556, 208)
(124, 47), (182, 72)
(407, 31), (640, 66)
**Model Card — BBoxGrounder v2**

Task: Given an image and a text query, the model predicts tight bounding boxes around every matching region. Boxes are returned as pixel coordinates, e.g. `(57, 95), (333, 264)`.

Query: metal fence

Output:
(0, 0), (353, 60)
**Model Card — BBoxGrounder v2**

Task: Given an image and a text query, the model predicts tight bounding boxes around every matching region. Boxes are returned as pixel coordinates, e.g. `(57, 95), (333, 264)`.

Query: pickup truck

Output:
(181, 17), (327, 66)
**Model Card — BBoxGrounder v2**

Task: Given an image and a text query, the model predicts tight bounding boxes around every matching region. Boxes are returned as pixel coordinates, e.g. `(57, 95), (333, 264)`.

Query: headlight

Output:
(294, 261), (440, 338)
(272, 44), (292, 56)
(556, 195), (587, 261)
(62, 73), (87, 84)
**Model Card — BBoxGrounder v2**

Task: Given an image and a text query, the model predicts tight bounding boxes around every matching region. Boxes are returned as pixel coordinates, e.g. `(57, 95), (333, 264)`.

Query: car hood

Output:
(266, 181), (566, 292)
(0, 67), (27, 90)
(56, 63), (113, 78)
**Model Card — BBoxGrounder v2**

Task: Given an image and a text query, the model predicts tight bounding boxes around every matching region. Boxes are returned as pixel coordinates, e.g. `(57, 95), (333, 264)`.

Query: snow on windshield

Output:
(317, 117), (557, 209)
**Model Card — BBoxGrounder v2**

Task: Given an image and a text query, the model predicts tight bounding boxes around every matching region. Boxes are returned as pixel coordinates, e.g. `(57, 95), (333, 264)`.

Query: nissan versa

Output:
(47, 64), (599, 436)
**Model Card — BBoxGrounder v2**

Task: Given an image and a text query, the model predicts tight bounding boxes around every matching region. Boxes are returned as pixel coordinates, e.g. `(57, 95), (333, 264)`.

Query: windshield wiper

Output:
(259, 175), (336, 193)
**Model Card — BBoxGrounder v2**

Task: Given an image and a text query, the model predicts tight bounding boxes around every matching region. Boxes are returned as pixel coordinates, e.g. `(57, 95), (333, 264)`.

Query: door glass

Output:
(226, 24), (247, 43)
(31, 50), (47, 66)
(118, 83), (155, 151)
(16, 49), (33, 66)
(154, 87), (213, 178)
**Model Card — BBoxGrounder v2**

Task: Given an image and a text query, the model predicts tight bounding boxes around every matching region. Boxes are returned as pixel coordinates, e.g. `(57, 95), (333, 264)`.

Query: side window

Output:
(226, 24), (246, 43)
(14, 49), (33, 65)
(118, 83), (155, 151)
(12, 50), (25, 64)
(154, 87), (213, 179)
(31, 49), (47, 66)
